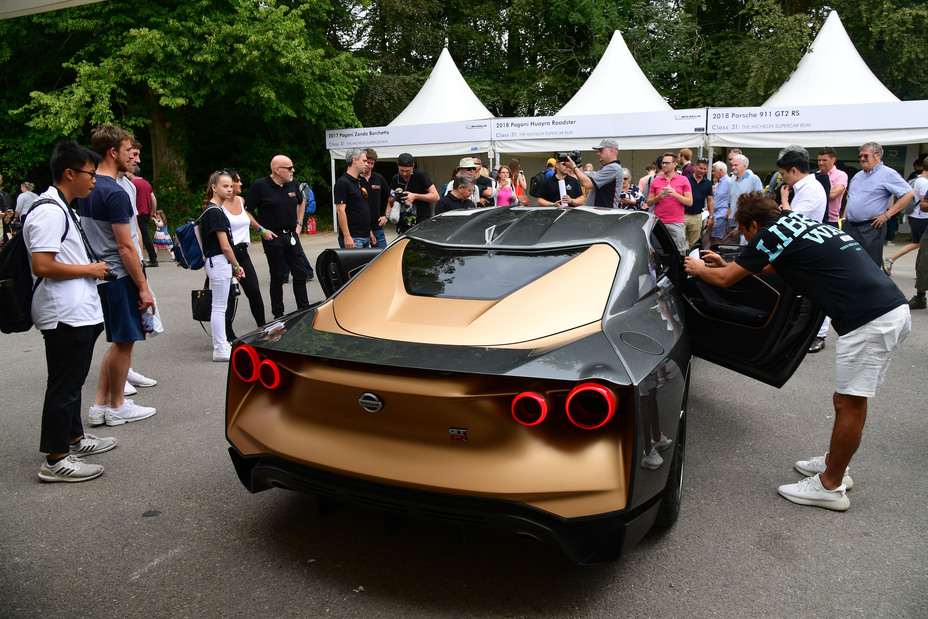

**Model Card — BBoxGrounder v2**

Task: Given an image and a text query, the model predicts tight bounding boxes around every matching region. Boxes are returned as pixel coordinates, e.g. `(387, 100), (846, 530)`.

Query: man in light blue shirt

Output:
(843, 142), (914, 266)
(726, 154), (763, 243)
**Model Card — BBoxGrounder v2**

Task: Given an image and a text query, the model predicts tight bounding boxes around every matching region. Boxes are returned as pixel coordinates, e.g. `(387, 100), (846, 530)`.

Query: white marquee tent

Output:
(709, 11), (928, 150)
(492, 30), (704, 156)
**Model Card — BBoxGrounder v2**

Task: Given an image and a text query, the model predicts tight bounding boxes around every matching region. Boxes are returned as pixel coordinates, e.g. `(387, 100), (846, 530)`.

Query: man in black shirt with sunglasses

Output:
(245, 154), (312, 319)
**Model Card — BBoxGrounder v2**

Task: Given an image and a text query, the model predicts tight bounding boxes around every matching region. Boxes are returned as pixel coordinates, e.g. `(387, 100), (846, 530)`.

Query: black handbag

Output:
(191, 276), (211, 322)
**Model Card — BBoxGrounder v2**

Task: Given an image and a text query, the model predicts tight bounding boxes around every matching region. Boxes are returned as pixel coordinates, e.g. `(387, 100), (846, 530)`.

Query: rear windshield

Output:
(402, 240), (586, 300)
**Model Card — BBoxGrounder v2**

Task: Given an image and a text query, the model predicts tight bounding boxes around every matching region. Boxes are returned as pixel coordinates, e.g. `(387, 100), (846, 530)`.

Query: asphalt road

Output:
(2, 231), (926, 618)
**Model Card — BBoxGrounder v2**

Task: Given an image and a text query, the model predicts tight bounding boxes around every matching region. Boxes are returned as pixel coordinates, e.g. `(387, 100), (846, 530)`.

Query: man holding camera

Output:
(385, 153), (439, 230)
(573, 138), (623, 209)
(537, 155), (585, 207)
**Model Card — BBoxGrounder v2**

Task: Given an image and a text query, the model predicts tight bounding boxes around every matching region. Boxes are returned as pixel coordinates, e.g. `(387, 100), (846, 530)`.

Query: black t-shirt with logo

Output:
(537, 174), (583, 204)
(735, 212), (906, 335)
(364, 171), (388, 231)
(244, 175), (303, 231)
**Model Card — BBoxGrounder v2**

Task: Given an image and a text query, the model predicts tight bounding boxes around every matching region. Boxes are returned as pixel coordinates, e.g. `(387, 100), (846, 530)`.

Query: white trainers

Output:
(127, 368), (157, 387)
(38, 455), (104, 483)
(641, 446), (663, 470)
(69, 433), (117, 457)
(105, 399), (156, 426)
(652, 433), (673, 452)
(794, 454), (853, 489)
(88, 404), (107, 426)
(213, 342), (232, 362)
(778, 474), (850, 511)
(124, 381), (138, 396)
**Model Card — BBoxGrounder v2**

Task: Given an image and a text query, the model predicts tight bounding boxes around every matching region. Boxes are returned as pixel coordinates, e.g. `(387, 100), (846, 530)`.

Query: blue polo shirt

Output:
(844, 163), (913, 222)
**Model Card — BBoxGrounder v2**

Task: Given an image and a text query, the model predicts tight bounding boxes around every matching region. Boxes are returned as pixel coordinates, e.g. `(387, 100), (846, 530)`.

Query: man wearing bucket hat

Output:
(572, 138), (623, 209)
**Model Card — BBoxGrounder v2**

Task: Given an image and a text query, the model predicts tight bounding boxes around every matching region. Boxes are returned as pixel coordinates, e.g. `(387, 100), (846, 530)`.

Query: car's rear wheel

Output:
(655, 378), (687, 528)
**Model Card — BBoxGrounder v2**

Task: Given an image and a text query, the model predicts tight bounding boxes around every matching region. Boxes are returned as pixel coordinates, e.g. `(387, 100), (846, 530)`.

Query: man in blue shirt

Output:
(843, 142), (914, 266)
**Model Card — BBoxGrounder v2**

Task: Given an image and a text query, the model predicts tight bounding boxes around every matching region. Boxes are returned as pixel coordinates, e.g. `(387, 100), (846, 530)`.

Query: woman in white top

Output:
(221, 168), (266, 340)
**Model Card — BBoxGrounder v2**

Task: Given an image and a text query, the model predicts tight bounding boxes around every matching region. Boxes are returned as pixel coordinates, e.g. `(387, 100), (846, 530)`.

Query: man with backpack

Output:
(24, 140), (116, 482)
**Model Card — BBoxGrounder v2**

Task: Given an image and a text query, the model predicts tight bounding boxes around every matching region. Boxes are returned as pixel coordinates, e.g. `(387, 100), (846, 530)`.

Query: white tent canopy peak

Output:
(556, 30), (672, 116)
(763, 10), (898, 107)
(387, 47), (495, 126)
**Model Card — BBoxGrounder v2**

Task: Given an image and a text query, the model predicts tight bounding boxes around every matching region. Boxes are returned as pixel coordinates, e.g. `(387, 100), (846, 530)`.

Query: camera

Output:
(103, 270), (117, 283)
(556, 151), (582, 166)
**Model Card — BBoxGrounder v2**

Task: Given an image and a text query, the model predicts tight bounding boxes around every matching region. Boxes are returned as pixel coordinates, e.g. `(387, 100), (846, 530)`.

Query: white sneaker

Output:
(105, 399), (156, 426)
(213, 342), (232, 362)
(88, 404), (107, 426)
(652, 433), (673, 452)
(126, 368), (157, 387)
(641, 446), (663, 470)
(794, 454), (853, 489)
(69, 433), (117, 457)
(778, 474), (850, 511)
(124, 381), (137, 396)
(38, 455), (103, 483)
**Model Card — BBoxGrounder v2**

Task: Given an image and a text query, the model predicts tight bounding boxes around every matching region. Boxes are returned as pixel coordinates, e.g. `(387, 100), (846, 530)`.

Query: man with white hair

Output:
(843, 141), (914, 266)
(710, 161), (730, 245)
(726, 153), (763, 242)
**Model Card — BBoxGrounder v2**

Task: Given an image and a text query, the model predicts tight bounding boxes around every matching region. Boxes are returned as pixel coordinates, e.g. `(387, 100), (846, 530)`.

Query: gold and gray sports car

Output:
(226, 206), (823, 564)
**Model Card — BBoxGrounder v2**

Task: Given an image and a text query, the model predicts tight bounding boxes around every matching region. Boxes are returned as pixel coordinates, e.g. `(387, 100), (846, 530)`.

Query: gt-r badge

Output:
(449, 428), (468, 442)
(358, 392), (383, 412)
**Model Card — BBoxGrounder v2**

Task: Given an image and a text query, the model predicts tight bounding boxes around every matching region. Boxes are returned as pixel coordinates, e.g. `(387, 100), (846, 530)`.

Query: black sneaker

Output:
(909, 295), (927, 310)
(808, 336), (826, 353)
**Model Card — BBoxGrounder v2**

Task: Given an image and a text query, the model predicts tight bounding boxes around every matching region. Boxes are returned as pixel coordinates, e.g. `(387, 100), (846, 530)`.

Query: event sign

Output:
(708, 101), (928, 134)
(325, 120), (491, 150)
(491, 109), (706, 140)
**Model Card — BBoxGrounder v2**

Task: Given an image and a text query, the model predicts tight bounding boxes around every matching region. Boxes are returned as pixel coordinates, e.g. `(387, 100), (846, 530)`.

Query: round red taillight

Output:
(232, 345), (260, 382)
(565, 383), (616, 429)
(258, 359), (281, 389)
(511, 392), (548, 426)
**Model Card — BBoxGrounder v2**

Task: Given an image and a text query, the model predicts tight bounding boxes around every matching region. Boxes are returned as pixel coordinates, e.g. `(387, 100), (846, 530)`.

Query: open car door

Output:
(315, 247), (384, 298)
(679, 245), (825, 388)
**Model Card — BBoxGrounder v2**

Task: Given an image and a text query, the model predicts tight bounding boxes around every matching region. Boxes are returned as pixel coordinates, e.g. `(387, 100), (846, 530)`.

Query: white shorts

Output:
(835, 304), (911, 397)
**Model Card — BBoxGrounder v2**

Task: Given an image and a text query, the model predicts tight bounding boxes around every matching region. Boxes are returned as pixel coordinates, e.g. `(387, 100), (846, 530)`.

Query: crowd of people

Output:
(9, 128), (924, 508)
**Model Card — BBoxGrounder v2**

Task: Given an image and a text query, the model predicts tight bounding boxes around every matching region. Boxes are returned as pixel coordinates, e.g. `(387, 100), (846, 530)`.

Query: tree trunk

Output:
(145, 88), (186, 187)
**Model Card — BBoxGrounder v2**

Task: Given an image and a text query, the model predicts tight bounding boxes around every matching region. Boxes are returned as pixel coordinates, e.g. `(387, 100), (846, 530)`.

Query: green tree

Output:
(2, 0), (365, 224)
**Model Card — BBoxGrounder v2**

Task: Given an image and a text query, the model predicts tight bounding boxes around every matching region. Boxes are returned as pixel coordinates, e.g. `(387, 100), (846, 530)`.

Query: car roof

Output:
(406, 206), (652, 252)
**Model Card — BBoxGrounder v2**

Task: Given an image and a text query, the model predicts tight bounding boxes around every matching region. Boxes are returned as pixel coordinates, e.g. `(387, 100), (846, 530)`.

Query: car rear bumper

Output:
(229, 446), (660, 565)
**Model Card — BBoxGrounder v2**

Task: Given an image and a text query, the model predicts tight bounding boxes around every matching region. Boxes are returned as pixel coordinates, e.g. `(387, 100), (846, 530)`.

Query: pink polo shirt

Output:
(648, 173), (691, 223)
(823, 166), (848, 223)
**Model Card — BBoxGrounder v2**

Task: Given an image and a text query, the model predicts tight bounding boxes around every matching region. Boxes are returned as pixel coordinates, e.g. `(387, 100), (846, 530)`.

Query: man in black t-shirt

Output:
(536, 158), (584, 207)
(334, 148), (372, 248)
(244, 154), (312, 319)
(385, 153), (439, 232)
(685, 192), (910, 512)
(435, 174), (477, 215)
(362, 148), (389, 247)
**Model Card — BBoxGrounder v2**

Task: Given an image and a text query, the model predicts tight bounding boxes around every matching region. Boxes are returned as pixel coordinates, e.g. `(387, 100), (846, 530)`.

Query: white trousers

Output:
(204, 254), (232, 351)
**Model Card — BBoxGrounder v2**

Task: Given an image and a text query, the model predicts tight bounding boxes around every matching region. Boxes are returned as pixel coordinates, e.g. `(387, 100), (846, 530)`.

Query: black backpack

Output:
(529, 169), (547, 198)
(0, 198), (64, 334)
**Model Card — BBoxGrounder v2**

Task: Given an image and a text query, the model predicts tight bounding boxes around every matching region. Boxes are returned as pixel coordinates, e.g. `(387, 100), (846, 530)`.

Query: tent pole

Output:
(330, 155), (337, 233)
